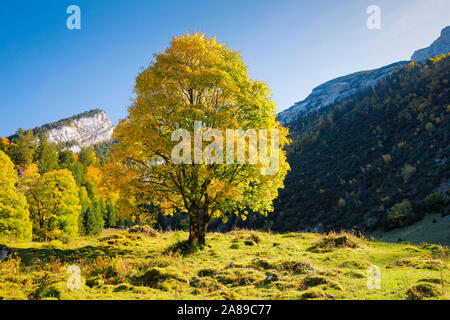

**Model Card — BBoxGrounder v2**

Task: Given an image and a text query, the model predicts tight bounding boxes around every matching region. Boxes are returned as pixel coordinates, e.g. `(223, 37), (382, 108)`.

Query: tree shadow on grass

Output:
(163, 240), (204, 256)
(11, 245), (128, 266)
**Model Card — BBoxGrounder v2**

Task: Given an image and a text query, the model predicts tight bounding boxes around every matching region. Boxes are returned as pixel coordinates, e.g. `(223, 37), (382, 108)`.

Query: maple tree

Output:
(106, 33), (290, 245)
(22, 169), (81, 241)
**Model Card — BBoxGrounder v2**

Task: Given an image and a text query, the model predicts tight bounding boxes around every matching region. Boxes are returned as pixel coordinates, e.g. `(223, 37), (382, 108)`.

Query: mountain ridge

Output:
(277, 25), (450, 125)
(8, 109), (114, 153)
(277, 61), (409, 124)
(412, 26), (450, 62)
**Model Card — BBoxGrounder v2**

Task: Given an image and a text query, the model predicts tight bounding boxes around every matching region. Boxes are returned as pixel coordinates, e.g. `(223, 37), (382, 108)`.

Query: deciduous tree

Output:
(106, 33), (289, 245)
(23, 169), (81, 241)
(0, 150), (32, 241)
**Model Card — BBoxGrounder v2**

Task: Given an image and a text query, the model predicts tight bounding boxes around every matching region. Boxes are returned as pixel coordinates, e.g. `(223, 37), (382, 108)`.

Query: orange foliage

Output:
(0, 137), (10, 149)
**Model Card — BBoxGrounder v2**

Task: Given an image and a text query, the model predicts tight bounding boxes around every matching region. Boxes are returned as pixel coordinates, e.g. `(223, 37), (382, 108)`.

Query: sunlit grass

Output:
(0, 229), (448, 300)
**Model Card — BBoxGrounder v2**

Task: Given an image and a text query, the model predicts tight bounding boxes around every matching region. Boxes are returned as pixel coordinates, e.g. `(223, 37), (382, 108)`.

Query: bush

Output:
(401, 164), (416, 183)
(308, 232), (359, 252)
(387, 200), (415, 229)
(406, 283), (441, 300)
(423, 191), (449, 214)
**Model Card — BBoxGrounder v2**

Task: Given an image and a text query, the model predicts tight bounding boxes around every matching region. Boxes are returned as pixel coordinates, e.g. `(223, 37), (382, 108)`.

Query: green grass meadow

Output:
(0, 229), (448, 300)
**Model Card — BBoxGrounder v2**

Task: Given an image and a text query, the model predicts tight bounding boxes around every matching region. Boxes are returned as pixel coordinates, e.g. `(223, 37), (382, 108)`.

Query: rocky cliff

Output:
(278, 26), (450, 125)
(277, 61), (409, 125)
(411, 26), (450, 62)
(37, 109), (114, 153)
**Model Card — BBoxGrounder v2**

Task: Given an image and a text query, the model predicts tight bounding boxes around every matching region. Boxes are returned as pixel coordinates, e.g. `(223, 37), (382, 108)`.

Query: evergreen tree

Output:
(79, 146), (96, 167)
(78, 186), (91, 236)
(36, 133), (59, 174)
(105, 201), (117, 228)
(83, 199), (104, 236)
(8, 129), (35, 169)
(59, 150), (75, 169)
(70, 161), (87, 186)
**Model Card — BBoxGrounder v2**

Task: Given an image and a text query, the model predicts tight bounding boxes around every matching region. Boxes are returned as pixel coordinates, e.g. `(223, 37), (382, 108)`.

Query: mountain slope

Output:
(412, 26), (450, 62)
(278, 26), (450, 125)
(277, 61), (409, 125)
(9, 109), (114, 153)
(270, 55), (450, 233)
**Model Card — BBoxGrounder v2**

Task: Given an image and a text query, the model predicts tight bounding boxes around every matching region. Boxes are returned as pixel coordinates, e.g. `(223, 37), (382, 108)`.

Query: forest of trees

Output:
(268, 54), (450, 232)
(1, 53), (449, 242)
(0, 131), (133, 242)
(152, 54), (450, 234)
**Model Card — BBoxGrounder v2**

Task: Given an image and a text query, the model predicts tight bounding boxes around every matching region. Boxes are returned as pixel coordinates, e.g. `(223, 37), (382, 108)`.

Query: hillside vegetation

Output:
(0, 229), (448, 300)
(143, 55), (450, 235)
(267, 55), (450, 233)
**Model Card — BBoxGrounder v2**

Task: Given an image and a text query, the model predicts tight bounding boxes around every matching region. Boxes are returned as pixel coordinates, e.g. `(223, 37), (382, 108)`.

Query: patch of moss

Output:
(395, 256), (443, 270)
(300, 275), (329, 288)
(86, 275), (105, 288)
(344, 271), (366, 279)
(418, 278), (444, 284)
(198, 268), (219, 277)
(300, 288), (326, 300)
(215, 268), (265, 287)
(251, 258), (275, 270)
(309, 233), (359, 253)
(132, 267), (187, 288)
(220, 289), (241, 300)
(339, 260), (369, 269)
(114, 283), (136, 292)
(406, 283), (441, 300)
(279, 261), (315, 274)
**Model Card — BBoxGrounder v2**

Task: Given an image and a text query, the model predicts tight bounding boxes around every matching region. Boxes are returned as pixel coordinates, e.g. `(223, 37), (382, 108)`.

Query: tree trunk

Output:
(188, 208), (209, 245)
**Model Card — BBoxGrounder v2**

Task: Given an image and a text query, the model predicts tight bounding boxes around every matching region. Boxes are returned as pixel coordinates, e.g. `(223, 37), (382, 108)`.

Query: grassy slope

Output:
(372, 213), (450, 246)
(0, 229), (448, 300)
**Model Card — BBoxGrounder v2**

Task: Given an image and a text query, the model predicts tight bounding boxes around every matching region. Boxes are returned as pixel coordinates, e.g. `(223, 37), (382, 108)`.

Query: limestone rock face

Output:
(411, 26), (450, 62)
(278, 26), (450, 126)
(44, 109), (114, 153)
(277, 61), (409, 125)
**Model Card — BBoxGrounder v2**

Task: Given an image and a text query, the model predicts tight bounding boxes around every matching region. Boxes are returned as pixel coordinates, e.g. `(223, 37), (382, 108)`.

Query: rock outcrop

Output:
(278, 26), (450, 125)
(40, 109), (113, 153)
(277, 61), (409, 125)
(411, 26), (450, 62)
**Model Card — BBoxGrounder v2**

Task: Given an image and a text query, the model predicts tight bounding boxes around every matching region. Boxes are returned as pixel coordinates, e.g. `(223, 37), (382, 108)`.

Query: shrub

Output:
(308, 232), (359, 252)
(401, 164), (416, 183)
(423, 191), (448, 213)
(406, 283), (441, 300)
(87, 256), (128, 285)
(387, 200), (415, 229)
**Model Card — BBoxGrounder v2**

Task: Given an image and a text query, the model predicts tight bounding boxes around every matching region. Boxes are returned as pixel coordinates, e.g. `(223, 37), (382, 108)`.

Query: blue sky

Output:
(0, 0), (449, 137)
